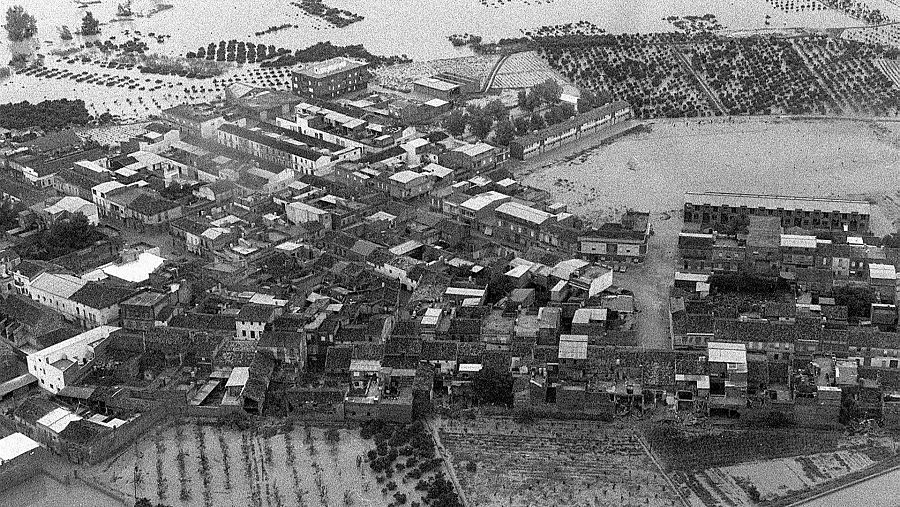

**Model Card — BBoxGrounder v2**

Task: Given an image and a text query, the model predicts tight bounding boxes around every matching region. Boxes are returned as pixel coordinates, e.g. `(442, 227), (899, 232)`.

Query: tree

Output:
(883, 233), (900, 248)
(529, 112), (545, 131)
(513, 116), (530, 136)
(58, 25), (72, 41)
(833, 286), (876, 321)
(0, 197), (24, 232)
(4, 6), (37, 42)
(483, 99), (507, 123)
(81, 11), (100, 36)
(493, 119), (514, 146)
(444, 109), (466, 137)
(473, 368), (513, 407)
(17, 213), (105, 261)
(517, 89), (527, 109)
(536, 78), (562, 105)
(467, 109), (494, 140)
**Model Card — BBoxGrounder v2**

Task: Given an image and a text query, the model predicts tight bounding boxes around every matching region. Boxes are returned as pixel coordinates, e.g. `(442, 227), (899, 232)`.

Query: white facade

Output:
(27, 273), (86, 321)
(27, 326), (118, 394)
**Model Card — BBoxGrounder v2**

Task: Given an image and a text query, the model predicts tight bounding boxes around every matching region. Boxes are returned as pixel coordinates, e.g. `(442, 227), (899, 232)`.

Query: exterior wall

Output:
(683, 203), (870, 233)
(0, 444), (46, 489)
(509, 104), (632, 160)
(236, 320), (266, 340)
(291, 65), (370, 99)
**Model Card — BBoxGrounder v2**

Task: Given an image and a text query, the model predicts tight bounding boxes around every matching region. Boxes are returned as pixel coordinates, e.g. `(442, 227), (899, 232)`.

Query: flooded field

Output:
(0, 0), (859, 117)
(518, 117), (900, 235)
(0, 473), (125, 507)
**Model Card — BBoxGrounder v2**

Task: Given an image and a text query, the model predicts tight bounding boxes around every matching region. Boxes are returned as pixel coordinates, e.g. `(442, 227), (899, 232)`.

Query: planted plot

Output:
(438, 417), (679, 507)
(540, 36), (716, 118)
(91, 423), (436, 507)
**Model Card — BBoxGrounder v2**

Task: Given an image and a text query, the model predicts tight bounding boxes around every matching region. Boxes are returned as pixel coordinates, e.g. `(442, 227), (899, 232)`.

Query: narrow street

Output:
(614, 211), (682, 350)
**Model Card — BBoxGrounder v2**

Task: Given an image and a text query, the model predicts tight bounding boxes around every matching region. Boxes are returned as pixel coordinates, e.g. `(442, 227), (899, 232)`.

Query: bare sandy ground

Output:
(519, 117), (900, 236)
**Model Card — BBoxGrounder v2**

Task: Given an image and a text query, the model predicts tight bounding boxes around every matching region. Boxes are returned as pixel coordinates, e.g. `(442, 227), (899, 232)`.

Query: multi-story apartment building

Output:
(683, 192), (871, 233)
(291, 57), (370, 100)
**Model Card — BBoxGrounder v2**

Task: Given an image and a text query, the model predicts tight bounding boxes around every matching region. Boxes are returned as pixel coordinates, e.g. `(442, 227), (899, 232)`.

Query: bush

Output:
(465, 461), (477, 473)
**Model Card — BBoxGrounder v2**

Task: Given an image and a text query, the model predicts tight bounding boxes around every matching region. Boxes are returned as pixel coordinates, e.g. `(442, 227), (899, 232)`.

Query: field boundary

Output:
(634, 431), (691, 507)
(426, 418), (472, 507)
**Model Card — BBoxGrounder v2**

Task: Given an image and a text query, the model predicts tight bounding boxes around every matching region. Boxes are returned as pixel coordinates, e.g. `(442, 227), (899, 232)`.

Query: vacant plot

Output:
(89, 423), (434, 507)
(437, 416), (680, 507)
(518, 117), (900, 235)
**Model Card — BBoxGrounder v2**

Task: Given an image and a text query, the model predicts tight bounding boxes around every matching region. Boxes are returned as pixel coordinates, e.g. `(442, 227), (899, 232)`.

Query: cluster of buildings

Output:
(7, 50), (894, 481)
(0, 64), (662, 474)
(668, 191), (900, 427)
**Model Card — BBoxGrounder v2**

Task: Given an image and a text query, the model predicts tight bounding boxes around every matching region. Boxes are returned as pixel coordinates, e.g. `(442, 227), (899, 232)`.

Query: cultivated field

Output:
(490, 51), (570, 89)
(90, 423), (436, 507)
(540, 38), (717, 118)
(648, 426), (900, 506)
(375, 55), (499, 92)
(542, 32), (900, 118)
(436, 416), (681, 507)
(518, 116), (900, 235)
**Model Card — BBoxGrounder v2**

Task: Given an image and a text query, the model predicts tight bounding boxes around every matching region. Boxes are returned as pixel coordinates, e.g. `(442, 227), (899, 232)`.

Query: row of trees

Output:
(443, 80), (584, 146)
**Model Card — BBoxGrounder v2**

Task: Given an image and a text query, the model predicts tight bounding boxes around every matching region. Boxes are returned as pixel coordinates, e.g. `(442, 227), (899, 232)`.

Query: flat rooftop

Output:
(294, 57), (368, 79)
(685, 191), (871, 215)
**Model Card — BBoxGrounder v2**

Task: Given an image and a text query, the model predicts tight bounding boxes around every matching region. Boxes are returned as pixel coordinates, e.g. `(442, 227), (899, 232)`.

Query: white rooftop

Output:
(225, 367), (250, 388)
(414, 77), (459, 92)
(572, 308), (608, 324)
(92, 180), (126, 195)
(869, 263), (897, 280)
(389, 170), (427, 184)
(36, 406), (83, 434)
(44, 196), (94, 216)
(389, 239), (423, 256)
(30, 272), (85, 299)
(558, 334), (588, 360)
(0, 433), (40, 462)
(455, 142), (493, 158)
(422, 163), (453, 179)
(707, 341), (747, 364)
(445, 287), (486, 298)
(103, 252), (166, 283)
(505, 264), (530, 278)
(496, 201), (553, 226)
(405, 137), (429, 149)
(780, 234), (818, 249)
(460, 191), (509, 212)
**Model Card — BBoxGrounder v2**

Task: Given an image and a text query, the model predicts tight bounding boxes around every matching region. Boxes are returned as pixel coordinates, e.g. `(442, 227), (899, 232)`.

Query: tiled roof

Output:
(69, 282), (135, 309)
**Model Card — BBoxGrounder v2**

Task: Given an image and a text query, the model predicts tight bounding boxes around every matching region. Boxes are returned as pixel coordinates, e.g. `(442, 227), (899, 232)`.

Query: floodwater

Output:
(0, 473), (126, 507)
(0, 0), (856, 62)
(800, 467), (900, 507)
(0, 0), (859, 117)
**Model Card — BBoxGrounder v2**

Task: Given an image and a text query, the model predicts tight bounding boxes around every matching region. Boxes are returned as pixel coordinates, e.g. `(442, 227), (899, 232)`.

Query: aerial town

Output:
(2, 1), (900, 507)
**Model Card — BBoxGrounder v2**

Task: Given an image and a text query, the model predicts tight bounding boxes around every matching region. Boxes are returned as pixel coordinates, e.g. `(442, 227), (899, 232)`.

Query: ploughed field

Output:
(437, 416), (681, 507)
